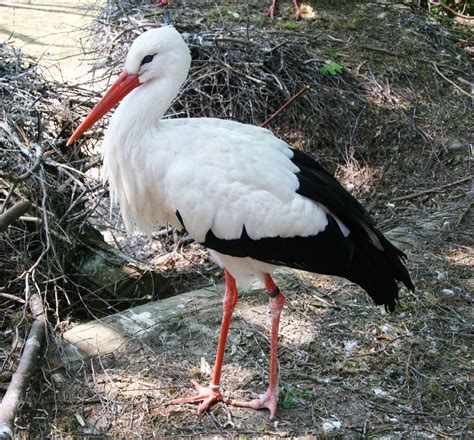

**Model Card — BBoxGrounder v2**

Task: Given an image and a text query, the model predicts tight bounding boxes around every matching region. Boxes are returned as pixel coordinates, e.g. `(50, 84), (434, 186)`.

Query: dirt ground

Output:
(47, 262), (471, 438)
(0, 0), (98, 82)
(1, 0), (472, 438)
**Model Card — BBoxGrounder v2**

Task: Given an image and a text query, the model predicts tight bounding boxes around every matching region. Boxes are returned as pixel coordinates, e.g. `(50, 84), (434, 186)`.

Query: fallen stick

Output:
(261, 85), (311, 128)
(0, 201), (32, 232)
(358, 45), (468, 75)
(429, 1), (474, 19)
(0, 294), (46, 439)
(392, 176), (472, 202)
(0, 293), (26, 304)
(432, 62), (472, 99)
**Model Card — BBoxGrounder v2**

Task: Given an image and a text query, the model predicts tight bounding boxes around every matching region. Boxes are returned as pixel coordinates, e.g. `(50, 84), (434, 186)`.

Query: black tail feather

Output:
(290, 148), (415, 310)
(203, 214), (414, 311)
(345, 231), (414, 312)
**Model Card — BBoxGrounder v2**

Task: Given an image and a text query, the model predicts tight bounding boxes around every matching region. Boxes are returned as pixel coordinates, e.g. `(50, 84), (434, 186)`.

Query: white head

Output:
(67, 26), (191, 145)
(124, 26), (191, 85)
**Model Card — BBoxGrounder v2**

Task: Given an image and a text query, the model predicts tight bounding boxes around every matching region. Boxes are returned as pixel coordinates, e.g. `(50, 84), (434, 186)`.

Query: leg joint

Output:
(267, 286), (281, 298)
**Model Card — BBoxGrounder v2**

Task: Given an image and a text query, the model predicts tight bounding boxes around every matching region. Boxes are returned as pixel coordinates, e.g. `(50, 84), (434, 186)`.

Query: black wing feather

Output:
(198, 148), (414, 311)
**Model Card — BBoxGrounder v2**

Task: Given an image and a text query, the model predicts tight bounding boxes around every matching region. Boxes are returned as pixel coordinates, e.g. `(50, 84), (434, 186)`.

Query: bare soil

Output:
(0, 0), (98, 82)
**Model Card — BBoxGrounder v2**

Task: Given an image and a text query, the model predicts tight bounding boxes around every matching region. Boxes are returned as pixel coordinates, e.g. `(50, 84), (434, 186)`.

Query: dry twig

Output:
(429, 1), (473, 19)
(0, 201), (32, 233)
(432, 62), (473, 99)
(392, 176), (471, 202)
(261, 85), (311, 128)
(0, 294), (46, 439)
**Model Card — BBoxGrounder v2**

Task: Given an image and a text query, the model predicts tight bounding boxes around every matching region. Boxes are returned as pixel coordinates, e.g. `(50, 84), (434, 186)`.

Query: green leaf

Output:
(282, 385), (316, 408)
(319, 61), (343, 76)
(297, 389), (317, 398)
(282, 393), (295, 408)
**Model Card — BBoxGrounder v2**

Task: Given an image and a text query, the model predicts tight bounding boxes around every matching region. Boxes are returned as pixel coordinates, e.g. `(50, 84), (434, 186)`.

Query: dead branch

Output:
(261, 85), (311, 128)
(392, 176), (472, 202)
(432, 62), (473, 99)
(0, 201), (32, 233)
(0, 293), (26, 304)
(358, 44), (469, 74)
(429, 1), (474, 19)
(1, 143), (43, 212)
(0, 294), (46, 439)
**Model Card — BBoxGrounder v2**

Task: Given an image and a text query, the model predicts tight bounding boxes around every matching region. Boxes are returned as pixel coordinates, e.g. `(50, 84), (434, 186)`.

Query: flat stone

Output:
(62, 269), (293, 361)
(63, 284), (225, 358)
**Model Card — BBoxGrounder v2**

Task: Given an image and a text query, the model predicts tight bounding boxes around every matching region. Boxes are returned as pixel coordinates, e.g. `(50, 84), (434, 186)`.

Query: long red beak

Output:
(67, 70), (140, 145)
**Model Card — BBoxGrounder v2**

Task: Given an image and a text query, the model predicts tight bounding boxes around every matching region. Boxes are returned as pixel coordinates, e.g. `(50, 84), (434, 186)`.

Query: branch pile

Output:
(0, 43), (166, 436)
(0, 43), (100, 315)
(91, 2), (361, 157)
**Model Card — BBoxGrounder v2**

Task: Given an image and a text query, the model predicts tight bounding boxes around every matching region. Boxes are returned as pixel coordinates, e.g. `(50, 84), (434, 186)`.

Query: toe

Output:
(230, 392), (278, 418)
(168, 380), (227, 414)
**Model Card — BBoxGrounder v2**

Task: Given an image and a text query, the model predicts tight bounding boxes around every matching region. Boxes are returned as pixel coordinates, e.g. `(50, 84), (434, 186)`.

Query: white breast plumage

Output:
(103, 117), (331, 248)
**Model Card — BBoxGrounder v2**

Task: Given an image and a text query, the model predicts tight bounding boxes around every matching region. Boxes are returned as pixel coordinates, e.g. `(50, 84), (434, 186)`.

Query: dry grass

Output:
(1, 0), (472, 437)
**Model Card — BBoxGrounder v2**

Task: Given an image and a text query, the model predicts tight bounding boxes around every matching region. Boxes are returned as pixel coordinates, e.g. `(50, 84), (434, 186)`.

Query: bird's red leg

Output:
(267, 0), (277, 18)
(158, 0), (170, 6)
(292, 0), (303, 20)
(168, 269), (238, 414)
(231, 274), (285, 420)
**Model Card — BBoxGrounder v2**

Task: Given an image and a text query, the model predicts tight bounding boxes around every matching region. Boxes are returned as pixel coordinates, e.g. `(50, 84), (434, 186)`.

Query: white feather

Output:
(209, 250), (279, 290)
(104, 118), (331, 241)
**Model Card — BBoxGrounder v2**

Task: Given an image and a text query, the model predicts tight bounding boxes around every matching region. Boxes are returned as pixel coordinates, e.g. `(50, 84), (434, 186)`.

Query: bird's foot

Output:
(168, 380), (229, 415)
(231, 390), (278, 420)
(267, 5), (277, 18)
(158, 0), (170, 6)
(295, 10), (303, 20)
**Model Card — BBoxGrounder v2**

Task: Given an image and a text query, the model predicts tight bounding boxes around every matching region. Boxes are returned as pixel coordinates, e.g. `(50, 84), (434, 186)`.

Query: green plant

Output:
(282, 385), (316, 408)
(319, 61), (343, 76)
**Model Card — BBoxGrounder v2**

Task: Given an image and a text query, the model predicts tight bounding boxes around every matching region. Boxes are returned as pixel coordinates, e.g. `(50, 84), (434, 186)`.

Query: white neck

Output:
(117, 78), (183, 134)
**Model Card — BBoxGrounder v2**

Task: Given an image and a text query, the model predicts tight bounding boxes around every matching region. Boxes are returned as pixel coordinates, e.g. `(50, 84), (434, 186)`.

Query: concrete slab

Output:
(63, 284), (227, 357)
(62, 268), (298, 362)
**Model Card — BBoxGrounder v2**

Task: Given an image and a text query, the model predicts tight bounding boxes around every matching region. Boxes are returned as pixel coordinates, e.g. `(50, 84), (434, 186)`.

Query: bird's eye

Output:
(140, 54), (155, 66)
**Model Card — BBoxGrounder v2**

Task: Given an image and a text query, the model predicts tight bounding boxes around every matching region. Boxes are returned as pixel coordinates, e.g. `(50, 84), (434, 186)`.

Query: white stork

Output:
(67, 26), (414, 419)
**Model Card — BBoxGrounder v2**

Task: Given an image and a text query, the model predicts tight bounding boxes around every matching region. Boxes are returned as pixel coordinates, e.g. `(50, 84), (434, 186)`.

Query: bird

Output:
(268, 0), (302, 20)
(67, 26), (414, 420)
